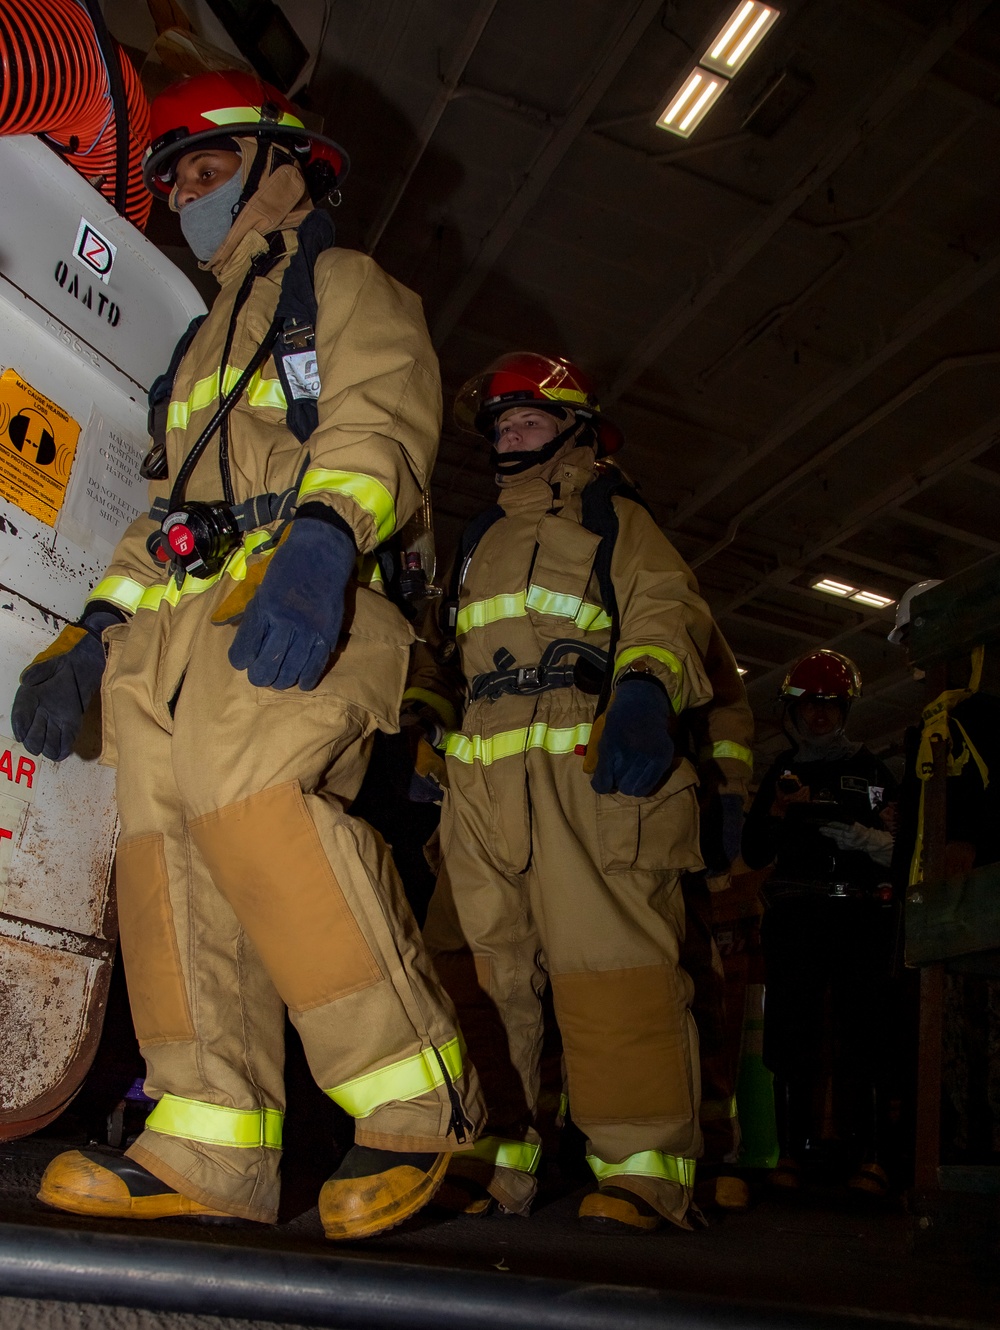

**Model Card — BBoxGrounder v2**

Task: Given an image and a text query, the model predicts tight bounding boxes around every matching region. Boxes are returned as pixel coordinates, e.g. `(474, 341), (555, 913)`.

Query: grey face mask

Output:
(179, 170), (244, 261)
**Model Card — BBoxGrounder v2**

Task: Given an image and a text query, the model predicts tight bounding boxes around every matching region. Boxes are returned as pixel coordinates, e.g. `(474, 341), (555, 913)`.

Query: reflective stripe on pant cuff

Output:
(326, 1037), (463, 1119)
(469, 1135), (541, 1175)
(587, 1149), (696, 1188)
(145, 1094), (283, 1149)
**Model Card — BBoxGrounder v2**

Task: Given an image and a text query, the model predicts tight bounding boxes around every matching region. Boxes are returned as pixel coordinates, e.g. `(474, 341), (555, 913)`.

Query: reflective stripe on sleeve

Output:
(444, 721), (592, 767)
(326, 1037), (463, 1119)
(586, 1149), (696, 1188)
(402, 687), (457, 730)
(167, 366), (286, 432)
(469, 1136), (541, 1174)
(456, 586), (610, 637)
(145, 1093), (283, 1149)
(297, 468), (396, 543)
(614, 645), (686, 712)
(705, 740), (753, 768)
(88, 575), (146, 615)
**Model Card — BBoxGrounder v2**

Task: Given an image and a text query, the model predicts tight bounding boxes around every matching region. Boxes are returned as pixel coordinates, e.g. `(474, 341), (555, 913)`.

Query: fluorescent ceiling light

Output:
(812, 577), (856, 597)
(851, 590), (895, 609)
(701, 2), (781, 76)
(656, 69), (726, 137)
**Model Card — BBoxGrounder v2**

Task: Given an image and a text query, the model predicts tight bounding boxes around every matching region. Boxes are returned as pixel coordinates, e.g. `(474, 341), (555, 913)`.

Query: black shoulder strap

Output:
(440, 504), (504, 637)
(580, 463), (651, 716)
(141, 314), (207, 480)
(273, 209), (337, 444)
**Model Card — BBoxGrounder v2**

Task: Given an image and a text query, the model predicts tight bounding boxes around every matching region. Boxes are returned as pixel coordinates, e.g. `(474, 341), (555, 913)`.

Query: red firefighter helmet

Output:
(143, 70), (349, 200)
(781, 649), (862, 701)
(454, 352), (624, 455)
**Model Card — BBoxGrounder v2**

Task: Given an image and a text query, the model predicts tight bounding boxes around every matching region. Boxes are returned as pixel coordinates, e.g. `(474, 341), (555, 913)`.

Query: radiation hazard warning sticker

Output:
(0, 369), (81, 527)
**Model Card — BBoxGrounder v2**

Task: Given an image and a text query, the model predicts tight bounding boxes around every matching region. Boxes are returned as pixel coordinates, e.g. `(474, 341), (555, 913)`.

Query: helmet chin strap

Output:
(490, 415), (590, 476)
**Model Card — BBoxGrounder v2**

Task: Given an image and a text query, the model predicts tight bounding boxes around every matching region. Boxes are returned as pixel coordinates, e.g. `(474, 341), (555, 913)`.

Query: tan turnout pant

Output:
(424, 690), (702, 1224)
(102, 589), (484, 1224)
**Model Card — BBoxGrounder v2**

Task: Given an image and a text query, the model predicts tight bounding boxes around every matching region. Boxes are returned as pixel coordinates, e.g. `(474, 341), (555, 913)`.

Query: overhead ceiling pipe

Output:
(0, 0), (151, 228)
(0, 1220), (958, 1330)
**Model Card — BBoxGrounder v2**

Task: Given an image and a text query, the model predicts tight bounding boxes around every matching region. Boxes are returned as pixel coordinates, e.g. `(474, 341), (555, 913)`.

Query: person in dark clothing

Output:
(742, 650), (898, 1195)
(890, 581), (1000, 1163)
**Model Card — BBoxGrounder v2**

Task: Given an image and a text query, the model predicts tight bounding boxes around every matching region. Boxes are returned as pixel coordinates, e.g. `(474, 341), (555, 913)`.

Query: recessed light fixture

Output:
(701, 2), (781, 76)
(812, 577), (856, 597)
(656, 69), (726, 137)
(850, 590), (895, 610)
(812, 577), (896, 610)
(656, 3), (781, 139)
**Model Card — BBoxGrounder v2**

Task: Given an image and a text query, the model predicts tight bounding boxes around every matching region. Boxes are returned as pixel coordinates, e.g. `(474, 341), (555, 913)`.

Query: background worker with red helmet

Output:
(741, 650), (899, 1196)
(405, 351), (727, 1233)
(12, 69), (483, 1237)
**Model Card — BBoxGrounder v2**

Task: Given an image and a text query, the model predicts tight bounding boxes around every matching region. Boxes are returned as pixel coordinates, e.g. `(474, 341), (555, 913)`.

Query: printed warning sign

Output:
(0, 369), (81, 527)
(0, 737), (37, 907)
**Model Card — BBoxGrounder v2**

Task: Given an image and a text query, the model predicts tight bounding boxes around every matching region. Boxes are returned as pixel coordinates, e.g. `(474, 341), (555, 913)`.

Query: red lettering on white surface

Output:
(0, 828), (12, 842)
(0, 751), (12, 781)
(15, 757), (34, 788)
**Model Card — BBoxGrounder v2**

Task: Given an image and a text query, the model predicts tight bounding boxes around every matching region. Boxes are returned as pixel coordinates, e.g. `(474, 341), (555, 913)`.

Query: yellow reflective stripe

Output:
(137, 531), (272, 613)
(456, 586), (610, 637)
(615, 645), (686, 713)
(445, 722), (592, 766)
(525, 584), (582, 619)
(709, 740), (753, 768)
(167, 368), (286, 432)
(356, 554), (384, 586)
(586, 1150), (696, 1188)
(88, 575), (145, 615)
(402, 687), (458, 730)
(700, 1094), (739, 1122)
(456, 591), (525, 636)
(326, 1038), (463, 1119)
(543, 387), (589, 405)
(297, 468), (396, 543)
(203, 105), (305, 129)
(470, 1136), (541, 1174)
(146, 1093), (283, 1149)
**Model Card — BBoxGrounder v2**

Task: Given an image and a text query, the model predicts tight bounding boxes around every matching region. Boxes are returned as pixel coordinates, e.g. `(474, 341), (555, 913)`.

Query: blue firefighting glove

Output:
(591, 675), (675, 797)
(229, 516), (356, 690)
(11, 609), (123, 762)
(701, 792), (746, 873)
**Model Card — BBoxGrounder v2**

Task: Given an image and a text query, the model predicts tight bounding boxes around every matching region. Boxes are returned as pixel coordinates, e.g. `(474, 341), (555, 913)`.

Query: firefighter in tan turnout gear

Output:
(11, 70), (483, 1238)
(408, 352), (722, 1233)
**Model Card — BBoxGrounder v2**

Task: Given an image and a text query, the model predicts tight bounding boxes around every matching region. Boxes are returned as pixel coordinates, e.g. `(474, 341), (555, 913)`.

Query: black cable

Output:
(80, 0), (129, 218)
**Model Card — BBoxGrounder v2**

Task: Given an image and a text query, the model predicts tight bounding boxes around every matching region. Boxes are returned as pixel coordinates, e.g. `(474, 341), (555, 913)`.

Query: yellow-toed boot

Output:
(37, 1150), (235, 1220)
(319, 1146), (450, 1241)
(578, 1184), (663, 1234)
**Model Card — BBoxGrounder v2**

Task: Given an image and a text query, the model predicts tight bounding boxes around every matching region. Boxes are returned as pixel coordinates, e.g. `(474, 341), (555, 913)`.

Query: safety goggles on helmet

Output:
(888, 579), (942, 644)
(454, 351), (624, 455)
(781, 649), (862, 701)
(144, 69), (349, 202)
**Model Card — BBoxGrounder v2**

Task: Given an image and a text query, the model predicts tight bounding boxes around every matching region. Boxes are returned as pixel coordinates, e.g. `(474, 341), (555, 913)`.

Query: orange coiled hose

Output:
(0, 0), (151, 229)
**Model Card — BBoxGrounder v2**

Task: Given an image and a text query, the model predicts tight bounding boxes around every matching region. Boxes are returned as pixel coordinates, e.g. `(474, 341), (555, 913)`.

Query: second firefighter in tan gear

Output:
(411, 353), (726, 1231)
(18, 71), (484, 1235)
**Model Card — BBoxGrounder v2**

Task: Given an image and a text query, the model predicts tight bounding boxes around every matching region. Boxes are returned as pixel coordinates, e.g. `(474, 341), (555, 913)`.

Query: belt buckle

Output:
(516, 666), (542, 689)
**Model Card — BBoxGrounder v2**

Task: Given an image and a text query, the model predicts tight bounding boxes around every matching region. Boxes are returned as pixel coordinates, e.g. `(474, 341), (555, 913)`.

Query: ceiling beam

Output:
(605, 1), (993, 406)
(715, 410), (1000, 629)
(365, 0), (500, 253)
(688, 350), (1000, 567)
(889, 508), (1000, 554)
(429, 0), (664, 347)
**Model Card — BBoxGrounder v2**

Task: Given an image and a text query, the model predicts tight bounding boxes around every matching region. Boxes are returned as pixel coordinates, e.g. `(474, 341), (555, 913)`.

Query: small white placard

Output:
(73, 218), (117, 285)
(57, 406), (148, 560)
(282, 349), (320, 400)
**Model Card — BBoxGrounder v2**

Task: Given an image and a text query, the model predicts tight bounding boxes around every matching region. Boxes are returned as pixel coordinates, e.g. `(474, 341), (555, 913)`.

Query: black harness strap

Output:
(470, 639), (609, 702)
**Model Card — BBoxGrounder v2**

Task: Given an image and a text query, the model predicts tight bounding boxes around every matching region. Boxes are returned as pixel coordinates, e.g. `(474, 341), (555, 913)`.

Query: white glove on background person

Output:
(819, 821), (894, 868)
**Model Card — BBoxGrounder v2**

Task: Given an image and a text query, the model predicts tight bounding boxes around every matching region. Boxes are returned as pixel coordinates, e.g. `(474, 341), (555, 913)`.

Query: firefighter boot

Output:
(318, 1146), (450, 1240)
(37, 1149), (236, 1220)
(695, 1173), (751, 1211)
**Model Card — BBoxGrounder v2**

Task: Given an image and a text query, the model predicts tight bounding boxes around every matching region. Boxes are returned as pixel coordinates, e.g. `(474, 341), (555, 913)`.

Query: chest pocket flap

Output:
(527, 513), (602, 625)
